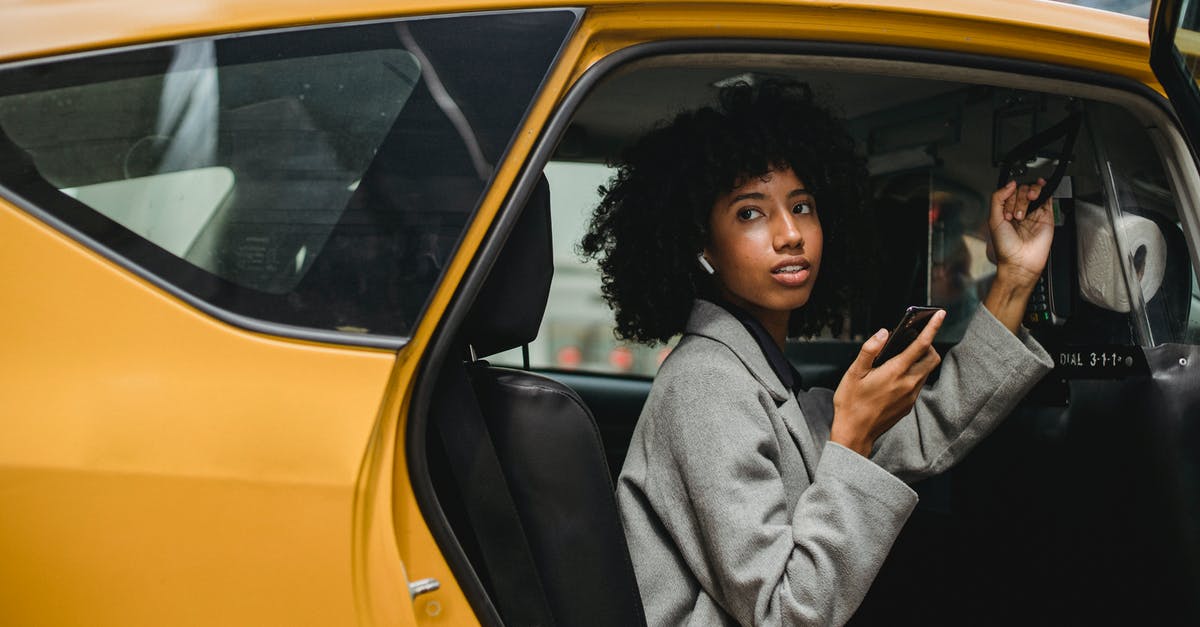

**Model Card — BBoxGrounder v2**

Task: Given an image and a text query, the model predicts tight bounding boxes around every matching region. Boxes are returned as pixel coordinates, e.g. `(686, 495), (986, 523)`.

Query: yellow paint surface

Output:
(0, 201), (399, 625)
(0, 0), (1150, 73)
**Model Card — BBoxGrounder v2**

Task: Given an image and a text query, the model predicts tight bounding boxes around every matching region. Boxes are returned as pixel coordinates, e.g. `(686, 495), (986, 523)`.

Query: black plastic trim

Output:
(0, 7), (583, 351)
(404, 36), (1183, 626)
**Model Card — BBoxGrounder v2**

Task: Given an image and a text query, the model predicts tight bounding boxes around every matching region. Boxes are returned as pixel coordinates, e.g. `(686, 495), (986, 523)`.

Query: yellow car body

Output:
(0, 1), (1193, 626)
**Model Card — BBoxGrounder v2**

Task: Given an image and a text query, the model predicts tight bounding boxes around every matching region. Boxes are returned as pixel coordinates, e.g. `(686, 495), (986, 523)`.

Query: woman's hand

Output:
(831, 310), (946, 457)
(984, 178), (1056, 332)
(991, 178), (1056, 285)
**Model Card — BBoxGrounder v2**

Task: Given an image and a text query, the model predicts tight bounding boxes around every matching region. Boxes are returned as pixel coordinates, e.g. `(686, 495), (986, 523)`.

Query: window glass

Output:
(868, 170), (993, 344)
(62, 167), (235, 258)
(850, 86), (1063, 345)
(1051, 0), (1150, 19)
(0, 10), (576, 339)
(1089, 102), (1197, 345)
(491, 161), (679, 376)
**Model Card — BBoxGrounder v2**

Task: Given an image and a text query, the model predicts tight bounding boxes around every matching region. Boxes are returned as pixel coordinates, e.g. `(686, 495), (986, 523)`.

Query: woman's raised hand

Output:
(990, 178), (1055, 286)
(830, 310), (946, 457)
(982, 178), (1056, 333)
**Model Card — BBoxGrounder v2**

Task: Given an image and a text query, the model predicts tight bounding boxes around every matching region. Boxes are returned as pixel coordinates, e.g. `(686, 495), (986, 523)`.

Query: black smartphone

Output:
(872, 306), (942, 368)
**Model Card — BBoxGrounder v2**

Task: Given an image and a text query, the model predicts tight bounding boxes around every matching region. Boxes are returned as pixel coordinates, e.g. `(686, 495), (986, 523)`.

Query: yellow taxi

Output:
(2, 1), (1198, 625)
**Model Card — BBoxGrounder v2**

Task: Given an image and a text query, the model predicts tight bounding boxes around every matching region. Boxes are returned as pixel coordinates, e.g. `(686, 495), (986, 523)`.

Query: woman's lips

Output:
(770, 260), (812, 287)
(770, 266), (811, 286)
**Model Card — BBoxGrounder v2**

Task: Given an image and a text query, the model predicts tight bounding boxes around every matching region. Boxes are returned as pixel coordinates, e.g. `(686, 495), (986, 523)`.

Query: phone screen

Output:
(872, 306), (941, 368)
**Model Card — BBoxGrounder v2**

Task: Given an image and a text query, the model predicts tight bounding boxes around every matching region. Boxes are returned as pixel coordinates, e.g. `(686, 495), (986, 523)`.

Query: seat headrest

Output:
(462, 175), (553, 358)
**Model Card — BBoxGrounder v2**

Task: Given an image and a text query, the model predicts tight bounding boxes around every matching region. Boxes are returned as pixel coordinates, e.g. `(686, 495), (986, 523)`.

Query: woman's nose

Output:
(773, 211), (804, 251)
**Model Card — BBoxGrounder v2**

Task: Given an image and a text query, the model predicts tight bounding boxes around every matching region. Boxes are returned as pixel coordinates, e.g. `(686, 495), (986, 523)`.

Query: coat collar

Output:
(684, 299), (791, 404)
(686, 299), (822, 483)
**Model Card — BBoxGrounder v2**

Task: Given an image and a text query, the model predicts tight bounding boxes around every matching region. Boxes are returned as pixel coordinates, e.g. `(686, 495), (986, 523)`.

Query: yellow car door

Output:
(0, 7), (579, 625)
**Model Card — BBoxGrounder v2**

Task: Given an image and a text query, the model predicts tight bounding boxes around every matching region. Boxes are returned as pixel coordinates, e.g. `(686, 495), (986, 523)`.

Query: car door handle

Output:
(408, 577), (440, 599)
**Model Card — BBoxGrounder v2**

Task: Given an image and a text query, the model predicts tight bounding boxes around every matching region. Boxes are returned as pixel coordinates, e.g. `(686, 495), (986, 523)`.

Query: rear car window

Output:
(0, 10), (575, 340)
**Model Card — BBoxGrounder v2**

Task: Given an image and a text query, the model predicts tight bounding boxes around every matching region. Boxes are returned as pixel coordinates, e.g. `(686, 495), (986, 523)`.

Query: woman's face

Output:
(704, 167), (823, 328)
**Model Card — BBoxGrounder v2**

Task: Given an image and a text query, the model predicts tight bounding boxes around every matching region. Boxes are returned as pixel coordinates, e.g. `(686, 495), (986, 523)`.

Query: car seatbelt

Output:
(433, 354), (557, 627)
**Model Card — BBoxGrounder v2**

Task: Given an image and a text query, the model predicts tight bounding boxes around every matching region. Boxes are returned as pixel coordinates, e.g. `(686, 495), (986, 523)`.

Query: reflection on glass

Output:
(929, 182), (992, 342)
(157, 41), (219, 174)
(61, 168), (234, 257)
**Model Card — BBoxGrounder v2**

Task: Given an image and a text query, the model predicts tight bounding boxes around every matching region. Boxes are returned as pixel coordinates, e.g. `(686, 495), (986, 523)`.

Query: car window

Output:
(0, 10), (575, 341)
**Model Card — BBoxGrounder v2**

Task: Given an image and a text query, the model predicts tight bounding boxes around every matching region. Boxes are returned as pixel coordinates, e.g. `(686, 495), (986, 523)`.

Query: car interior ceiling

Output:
(425, 57), (1199, 625)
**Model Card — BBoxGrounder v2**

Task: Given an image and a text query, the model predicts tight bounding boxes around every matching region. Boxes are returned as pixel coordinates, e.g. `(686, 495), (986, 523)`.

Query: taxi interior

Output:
(419, 53), (1200, 626)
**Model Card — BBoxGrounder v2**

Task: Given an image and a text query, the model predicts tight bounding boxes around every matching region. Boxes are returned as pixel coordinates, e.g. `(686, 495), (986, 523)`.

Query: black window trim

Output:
(0, 6), (584, 350)
(405, 36), (1185, 626)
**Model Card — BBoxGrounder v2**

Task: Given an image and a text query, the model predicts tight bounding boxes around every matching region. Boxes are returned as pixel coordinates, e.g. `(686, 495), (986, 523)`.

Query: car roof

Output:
(0, 0), (1149, 67)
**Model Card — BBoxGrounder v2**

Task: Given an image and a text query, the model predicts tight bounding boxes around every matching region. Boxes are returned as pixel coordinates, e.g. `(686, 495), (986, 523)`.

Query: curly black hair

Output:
(579, 79), (874, 344)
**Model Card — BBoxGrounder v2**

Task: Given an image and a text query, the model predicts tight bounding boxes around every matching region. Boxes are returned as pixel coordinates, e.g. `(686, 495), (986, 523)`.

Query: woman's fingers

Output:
(909, 346), (942, 379)
(996, 177), (1052, 223)
(1019, 177), (1048, 220)
(991, 180), (1017, 225)
(1008, 177), (1052, 221)
(851, 327), (889, 375)
(1033, 177), (1054, 219)
(894, 310), (945, 368)
(1014, 183), (1035, 220)
(840, 312), (944, 432)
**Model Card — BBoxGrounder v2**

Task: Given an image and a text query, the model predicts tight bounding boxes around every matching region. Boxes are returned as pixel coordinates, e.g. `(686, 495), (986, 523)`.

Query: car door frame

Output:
(404, 31), (1200, 624)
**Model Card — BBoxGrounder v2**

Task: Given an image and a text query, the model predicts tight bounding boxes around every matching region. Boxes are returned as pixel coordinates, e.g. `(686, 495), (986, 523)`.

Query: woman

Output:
(581, 80), (1055, 625)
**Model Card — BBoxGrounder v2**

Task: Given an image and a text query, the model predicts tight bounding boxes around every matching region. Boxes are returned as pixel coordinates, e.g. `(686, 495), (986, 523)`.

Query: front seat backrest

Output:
(435, 175), (646, 626)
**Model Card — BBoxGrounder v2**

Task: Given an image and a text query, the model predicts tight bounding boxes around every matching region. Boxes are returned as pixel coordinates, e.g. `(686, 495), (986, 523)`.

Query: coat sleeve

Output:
(868, 305), (1055, 481)
(648, 347), (918, 626)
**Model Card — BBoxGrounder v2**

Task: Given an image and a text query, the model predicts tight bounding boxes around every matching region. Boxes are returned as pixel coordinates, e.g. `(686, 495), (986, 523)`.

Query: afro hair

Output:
(579, 78), (875, 344)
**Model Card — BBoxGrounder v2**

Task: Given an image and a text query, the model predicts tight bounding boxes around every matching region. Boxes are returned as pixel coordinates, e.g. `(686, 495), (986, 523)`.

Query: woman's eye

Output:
(793, 201), (813, 215)
(736, 207), (763, 221)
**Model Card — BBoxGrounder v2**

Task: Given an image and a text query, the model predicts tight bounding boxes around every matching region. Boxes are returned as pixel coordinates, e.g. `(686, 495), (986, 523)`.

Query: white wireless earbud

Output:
(697, 253), (716, 275)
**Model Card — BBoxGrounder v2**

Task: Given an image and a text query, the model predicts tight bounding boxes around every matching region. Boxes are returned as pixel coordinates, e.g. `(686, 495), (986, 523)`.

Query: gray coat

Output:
(616, 299), (1053, 626)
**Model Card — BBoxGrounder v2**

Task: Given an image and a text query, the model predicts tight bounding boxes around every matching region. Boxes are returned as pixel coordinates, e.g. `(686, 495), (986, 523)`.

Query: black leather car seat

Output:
(427, 176), (646, 626)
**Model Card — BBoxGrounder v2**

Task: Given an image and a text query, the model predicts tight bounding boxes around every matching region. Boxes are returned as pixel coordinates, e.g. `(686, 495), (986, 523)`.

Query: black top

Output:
(715, 300), (803, 393)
